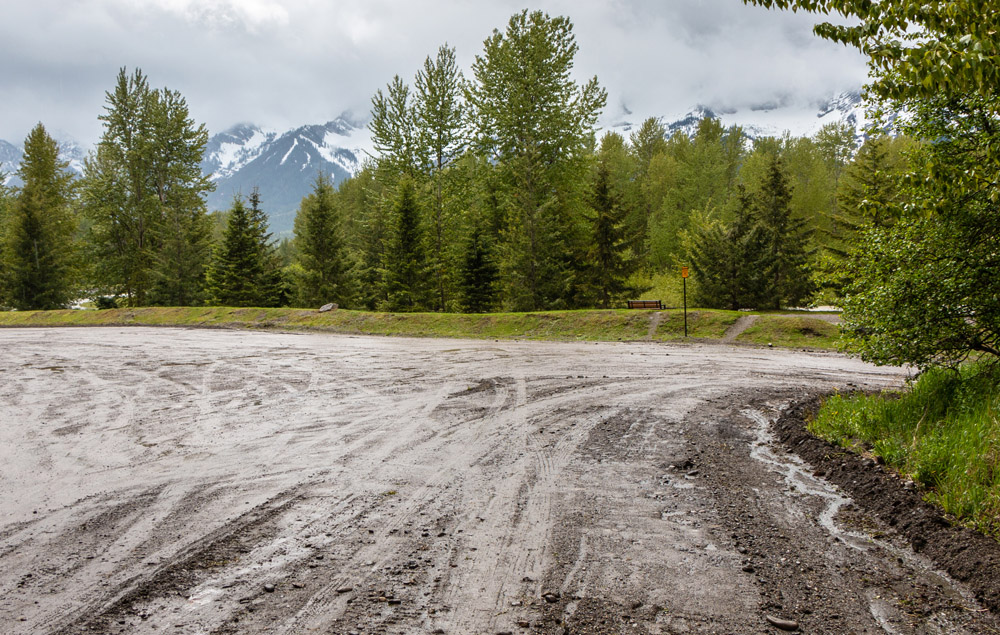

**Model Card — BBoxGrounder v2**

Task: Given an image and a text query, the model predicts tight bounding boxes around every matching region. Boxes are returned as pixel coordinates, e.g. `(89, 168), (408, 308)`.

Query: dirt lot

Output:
(1, 327), (997, 634)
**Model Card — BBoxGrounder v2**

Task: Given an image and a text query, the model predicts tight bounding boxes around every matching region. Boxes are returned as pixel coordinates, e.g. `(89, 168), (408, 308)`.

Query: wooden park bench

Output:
(626, 300), (664, 310)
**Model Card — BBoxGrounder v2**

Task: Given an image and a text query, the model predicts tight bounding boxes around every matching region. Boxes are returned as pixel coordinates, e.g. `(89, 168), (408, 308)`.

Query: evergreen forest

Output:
(1, 6), (997, 371)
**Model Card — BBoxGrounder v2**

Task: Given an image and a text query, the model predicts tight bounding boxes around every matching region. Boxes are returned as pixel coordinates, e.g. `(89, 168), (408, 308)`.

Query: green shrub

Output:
(812, 362), (1000, 536)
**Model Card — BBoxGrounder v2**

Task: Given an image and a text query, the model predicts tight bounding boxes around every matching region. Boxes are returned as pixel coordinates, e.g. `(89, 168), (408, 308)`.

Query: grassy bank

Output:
(0, 306), (839, 348)
(737, 314), (840, 349)
(811, 362), (1000, 538)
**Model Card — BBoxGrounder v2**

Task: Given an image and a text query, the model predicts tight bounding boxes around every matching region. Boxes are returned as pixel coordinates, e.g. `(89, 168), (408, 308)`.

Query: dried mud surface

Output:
(1, 327), (997, 634)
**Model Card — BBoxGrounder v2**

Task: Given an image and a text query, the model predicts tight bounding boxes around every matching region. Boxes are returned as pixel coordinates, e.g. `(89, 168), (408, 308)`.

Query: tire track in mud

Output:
(210, 371), (526, 634)
(47, 489), (303, 634)
(4, 329), (997, 633)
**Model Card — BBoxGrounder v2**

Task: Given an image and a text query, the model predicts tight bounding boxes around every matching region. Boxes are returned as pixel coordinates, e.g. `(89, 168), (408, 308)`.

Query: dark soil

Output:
(774, 396), (1000, 615)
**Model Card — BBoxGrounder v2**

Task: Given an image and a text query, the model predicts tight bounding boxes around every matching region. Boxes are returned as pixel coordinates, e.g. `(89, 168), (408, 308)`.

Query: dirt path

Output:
(645, 311), (664, 340)
(0, 328), (996, 634)
(722, 315), (758, 342)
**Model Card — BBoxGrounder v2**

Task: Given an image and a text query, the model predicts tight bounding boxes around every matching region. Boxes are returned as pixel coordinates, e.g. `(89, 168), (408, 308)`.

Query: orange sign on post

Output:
(681, 266), (689, 278)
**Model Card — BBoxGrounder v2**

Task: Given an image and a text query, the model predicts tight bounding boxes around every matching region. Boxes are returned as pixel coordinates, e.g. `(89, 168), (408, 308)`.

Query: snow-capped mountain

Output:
(610, 90), (868, 142)
(0, 140), (20, 185)
(0, 137), (87, 187)
(2, 92), (871, 233)
(202, 114), (371, 234)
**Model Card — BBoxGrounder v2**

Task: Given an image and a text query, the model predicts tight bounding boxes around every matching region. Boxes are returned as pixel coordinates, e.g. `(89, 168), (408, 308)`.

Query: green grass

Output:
(811, 362), (1000, 538)
(653, 309), (742, 340)
(737, 314), (841, 350)
(634, 270), (686, 307)
(0, 305), (840, 349)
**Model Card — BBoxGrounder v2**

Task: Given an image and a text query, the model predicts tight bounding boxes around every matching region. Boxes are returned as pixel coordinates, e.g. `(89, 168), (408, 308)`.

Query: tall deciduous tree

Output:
(293, 173), (353, 308)
(744, 1), (1000, 105)
(465, 9), (606, 310)
(369, 76), (419, 179)
(80, 67), (213, 306)
(414, 45), (466, 311)
(842, 98), (1000, 367)
(748, 0), (1000, 366)
(627, 117), (668, 260)
(2, 124), (78, 310)
(646, 117), (744, 270)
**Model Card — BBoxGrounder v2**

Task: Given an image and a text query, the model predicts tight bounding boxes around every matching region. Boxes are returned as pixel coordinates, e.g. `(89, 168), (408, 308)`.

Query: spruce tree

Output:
(459, 219), (499, 313)
(150, 202), (213, 306)
(2, 124), (78, 310)
(414, 45), (466, 311)
(752, 155), (813, 308)
(814, 136), (913, 299)
(586, 160), (635, 308)
(381, 177), (430, 311)
(689, 157), (812, 310)
(689, 192), (772, 310)
(293, 173), (352, 308)
(207, 188), (284, 307)
(337, 165), (391, 310)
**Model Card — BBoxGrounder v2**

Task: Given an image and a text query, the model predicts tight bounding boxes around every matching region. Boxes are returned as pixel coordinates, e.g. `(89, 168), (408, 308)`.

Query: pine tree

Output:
(293, 173), (352, 308)
(2, 124), (78, 310)
(207, 188), (284, 307)
(381, 177), (430, 311)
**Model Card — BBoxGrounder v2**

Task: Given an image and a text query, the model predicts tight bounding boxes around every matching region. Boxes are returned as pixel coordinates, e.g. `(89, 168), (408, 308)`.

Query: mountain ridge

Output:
(1, 92), (867, 234)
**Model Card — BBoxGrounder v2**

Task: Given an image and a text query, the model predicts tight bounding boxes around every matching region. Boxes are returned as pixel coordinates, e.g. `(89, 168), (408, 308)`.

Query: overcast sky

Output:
(0, 0), (867, 147)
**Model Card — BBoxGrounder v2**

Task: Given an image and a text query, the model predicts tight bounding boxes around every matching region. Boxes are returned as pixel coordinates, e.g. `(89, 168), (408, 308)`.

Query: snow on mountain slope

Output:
(1, 94), (868, 234)
(202, 124), (278, 181)
(200, 114), (370, 234)
(0, 137), (87, 187)
(0, 140), (19, 185)
(610, 90), (868, 142)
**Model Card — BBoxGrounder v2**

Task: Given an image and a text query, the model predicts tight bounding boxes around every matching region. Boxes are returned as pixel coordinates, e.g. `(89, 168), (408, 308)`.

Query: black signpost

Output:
(681, 266), (689, 337)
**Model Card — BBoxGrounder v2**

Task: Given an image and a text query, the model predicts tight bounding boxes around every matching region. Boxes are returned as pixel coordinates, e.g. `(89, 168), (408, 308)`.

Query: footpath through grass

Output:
(0, 306), (840, 348)
(811, 362), (1000, 538)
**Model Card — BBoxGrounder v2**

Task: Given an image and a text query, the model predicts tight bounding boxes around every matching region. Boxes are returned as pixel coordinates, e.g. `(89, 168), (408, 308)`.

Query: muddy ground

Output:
(1, 327), (998, 634)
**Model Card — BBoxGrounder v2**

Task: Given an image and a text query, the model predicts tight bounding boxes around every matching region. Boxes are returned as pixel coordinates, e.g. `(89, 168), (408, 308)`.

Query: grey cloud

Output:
(0, 0), (867, 147)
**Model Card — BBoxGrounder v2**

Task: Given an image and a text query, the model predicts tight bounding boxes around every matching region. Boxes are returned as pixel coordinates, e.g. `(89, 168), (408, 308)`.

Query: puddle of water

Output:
(743, 408), (864, 548)
(186, 587), (222, 607)
(743, 408), (986, 613)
